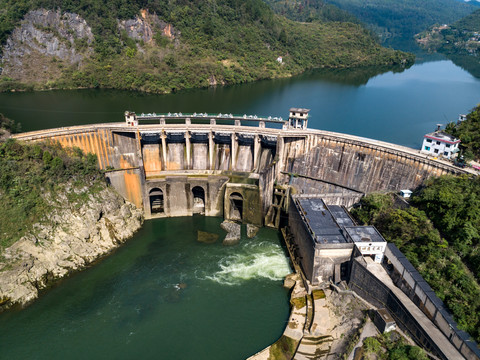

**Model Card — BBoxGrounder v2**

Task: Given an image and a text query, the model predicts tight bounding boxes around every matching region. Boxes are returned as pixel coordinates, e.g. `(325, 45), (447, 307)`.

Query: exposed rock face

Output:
(1, 9), (94, 82)
(246, 224), (260, 238)
(0, 187), (143, 311)
(118, 9), (178, 44)
(221, 220), (241, 245)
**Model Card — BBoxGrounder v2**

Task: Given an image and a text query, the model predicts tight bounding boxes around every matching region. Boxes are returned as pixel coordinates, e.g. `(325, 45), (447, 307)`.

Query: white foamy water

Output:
(206, 242), (291, 285)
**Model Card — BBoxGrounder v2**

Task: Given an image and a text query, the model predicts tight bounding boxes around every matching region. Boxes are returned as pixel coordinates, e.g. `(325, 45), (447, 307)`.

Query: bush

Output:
(0, 139), (105, 251)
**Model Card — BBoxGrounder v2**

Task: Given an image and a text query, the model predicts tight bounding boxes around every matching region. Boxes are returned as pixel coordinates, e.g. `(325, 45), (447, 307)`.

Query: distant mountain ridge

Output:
(416, 9), (480, 77)
(0, 0), (413, 93)
(320, 0), (477, 48)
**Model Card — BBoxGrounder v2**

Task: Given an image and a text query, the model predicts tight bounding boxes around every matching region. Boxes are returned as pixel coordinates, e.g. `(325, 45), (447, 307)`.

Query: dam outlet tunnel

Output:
(229, 192), (244, 221)
(192, 186), (206, 215)
(149, 188), (165, 214)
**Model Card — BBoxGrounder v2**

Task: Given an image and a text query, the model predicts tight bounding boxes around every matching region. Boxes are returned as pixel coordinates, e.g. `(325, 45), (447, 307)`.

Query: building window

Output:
(446, 144), (451, 148)
(424, 146), (430, 151)
(434, 149), (439, 154)
(426, 139), (432, 143)
(444, 151), (449, 156)
(436, 141), (441, 145)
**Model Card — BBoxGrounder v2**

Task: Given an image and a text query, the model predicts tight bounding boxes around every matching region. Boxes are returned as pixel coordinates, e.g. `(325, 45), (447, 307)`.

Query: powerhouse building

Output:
(288, 194), (386, 286)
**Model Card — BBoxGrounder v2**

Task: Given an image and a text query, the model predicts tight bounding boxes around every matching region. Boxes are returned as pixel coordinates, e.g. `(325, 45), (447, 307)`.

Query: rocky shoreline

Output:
(0, 186), (143, 311)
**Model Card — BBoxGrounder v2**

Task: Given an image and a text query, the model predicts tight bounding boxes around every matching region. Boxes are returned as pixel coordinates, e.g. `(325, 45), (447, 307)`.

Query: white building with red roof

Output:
(420, 128), (460, 159)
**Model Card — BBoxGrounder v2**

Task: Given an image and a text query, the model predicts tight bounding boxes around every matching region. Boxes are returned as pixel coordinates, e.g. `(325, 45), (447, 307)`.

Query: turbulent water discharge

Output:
(0, 217), (291, 360)
(206, 241), (291, 285)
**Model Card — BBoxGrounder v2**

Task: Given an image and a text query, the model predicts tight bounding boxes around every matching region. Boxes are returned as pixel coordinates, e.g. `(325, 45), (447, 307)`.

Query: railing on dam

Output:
(123, 112), (288, 130)
(133, 112), (285, 127)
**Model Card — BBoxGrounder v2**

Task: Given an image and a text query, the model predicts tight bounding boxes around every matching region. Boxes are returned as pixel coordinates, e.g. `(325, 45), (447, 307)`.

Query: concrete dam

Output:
(13, 111), (465, 226)
(12, 110), (477, 360)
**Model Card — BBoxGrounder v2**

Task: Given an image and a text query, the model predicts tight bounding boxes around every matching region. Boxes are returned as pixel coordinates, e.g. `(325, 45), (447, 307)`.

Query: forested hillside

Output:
(351, 176), (480, 343)
(263, 0), (358, 23)
(0, 0), (413, 93)
(416, 10), (480, 77)
(323, 0), (476, 47)
(445, 104), (480, 160)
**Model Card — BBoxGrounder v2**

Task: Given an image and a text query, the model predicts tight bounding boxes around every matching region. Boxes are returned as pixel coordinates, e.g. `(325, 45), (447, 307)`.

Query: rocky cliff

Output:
(0, 185), (143, 311)
(0, 8), (176, 87)
(1, 9), (94, 84)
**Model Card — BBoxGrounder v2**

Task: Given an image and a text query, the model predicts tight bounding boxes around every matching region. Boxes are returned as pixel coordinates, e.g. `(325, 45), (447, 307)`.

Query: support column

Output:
(135, 130), (143, 164)
(185, 131), (191, 170)
(161, 131), (167, 170)
(209, 131), (215, 170)
(231, 132), (238, 171)
(254, 134), (261, 172)
(276, 136), (285, 178)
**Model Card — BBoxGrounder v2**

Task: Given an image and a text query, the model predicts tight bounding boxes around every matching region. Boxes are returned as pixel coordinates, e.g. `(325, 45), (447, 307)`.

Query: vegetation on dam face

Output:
(0, 0), (413, 93)
(351, 174), (480, 343)
(0, 137), (102, 251)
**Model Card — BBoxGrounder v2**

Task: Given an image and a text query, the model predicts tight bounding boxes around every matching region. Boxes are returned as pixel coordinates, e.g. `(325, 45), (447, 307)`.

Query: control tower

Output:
(287, 108), (310, 129)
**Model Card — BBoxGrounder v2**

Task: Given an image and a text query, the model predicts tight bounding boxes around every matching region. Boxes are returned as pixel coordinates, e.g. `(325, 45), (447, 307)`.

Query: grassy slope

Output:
(0, 0), (413, 93)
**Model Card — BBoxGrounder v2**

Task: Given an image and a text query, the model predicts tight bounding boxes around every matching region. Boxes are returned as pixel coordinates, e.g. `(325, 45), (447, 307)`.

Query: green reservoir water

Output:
(0, 217), (291, 359)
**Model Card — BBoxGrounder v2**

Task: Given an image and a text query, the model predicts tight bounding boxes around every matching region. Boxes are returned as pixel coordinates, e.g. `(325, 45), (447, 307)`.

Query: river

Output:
(1, 58), (480, 359)
(1, 58), (480, 149)
(0, 217), (291, 359)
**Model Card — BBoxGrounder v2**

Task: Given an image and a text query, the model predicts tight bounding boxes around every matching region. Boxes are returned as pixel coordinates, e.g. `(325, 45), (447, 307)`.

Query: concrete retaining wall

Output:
(283, 133), (462, 194)
(349, 257), (449, 359)
(385, 244), (480, 360)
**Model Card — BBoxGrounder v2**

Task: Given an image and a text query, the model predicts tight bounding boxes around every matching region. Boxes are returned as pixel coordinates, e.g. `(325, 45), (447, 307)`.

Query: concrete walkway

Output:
(365, 258), (465, 360)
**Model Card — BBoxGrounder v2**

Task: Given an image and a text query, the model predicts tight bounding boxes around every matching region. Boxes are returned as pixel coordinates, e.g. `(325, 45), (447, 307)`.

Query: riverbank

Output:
(0, 138), (144, 310)
(0, 185), (143, 310)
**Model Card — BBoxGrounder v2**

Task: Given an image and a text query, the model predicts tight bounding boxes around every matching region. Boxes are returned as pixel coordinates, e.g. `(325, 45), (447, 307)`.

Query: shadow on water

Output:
(293, 63), (413, 87)
(444, 53), (480, 79)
